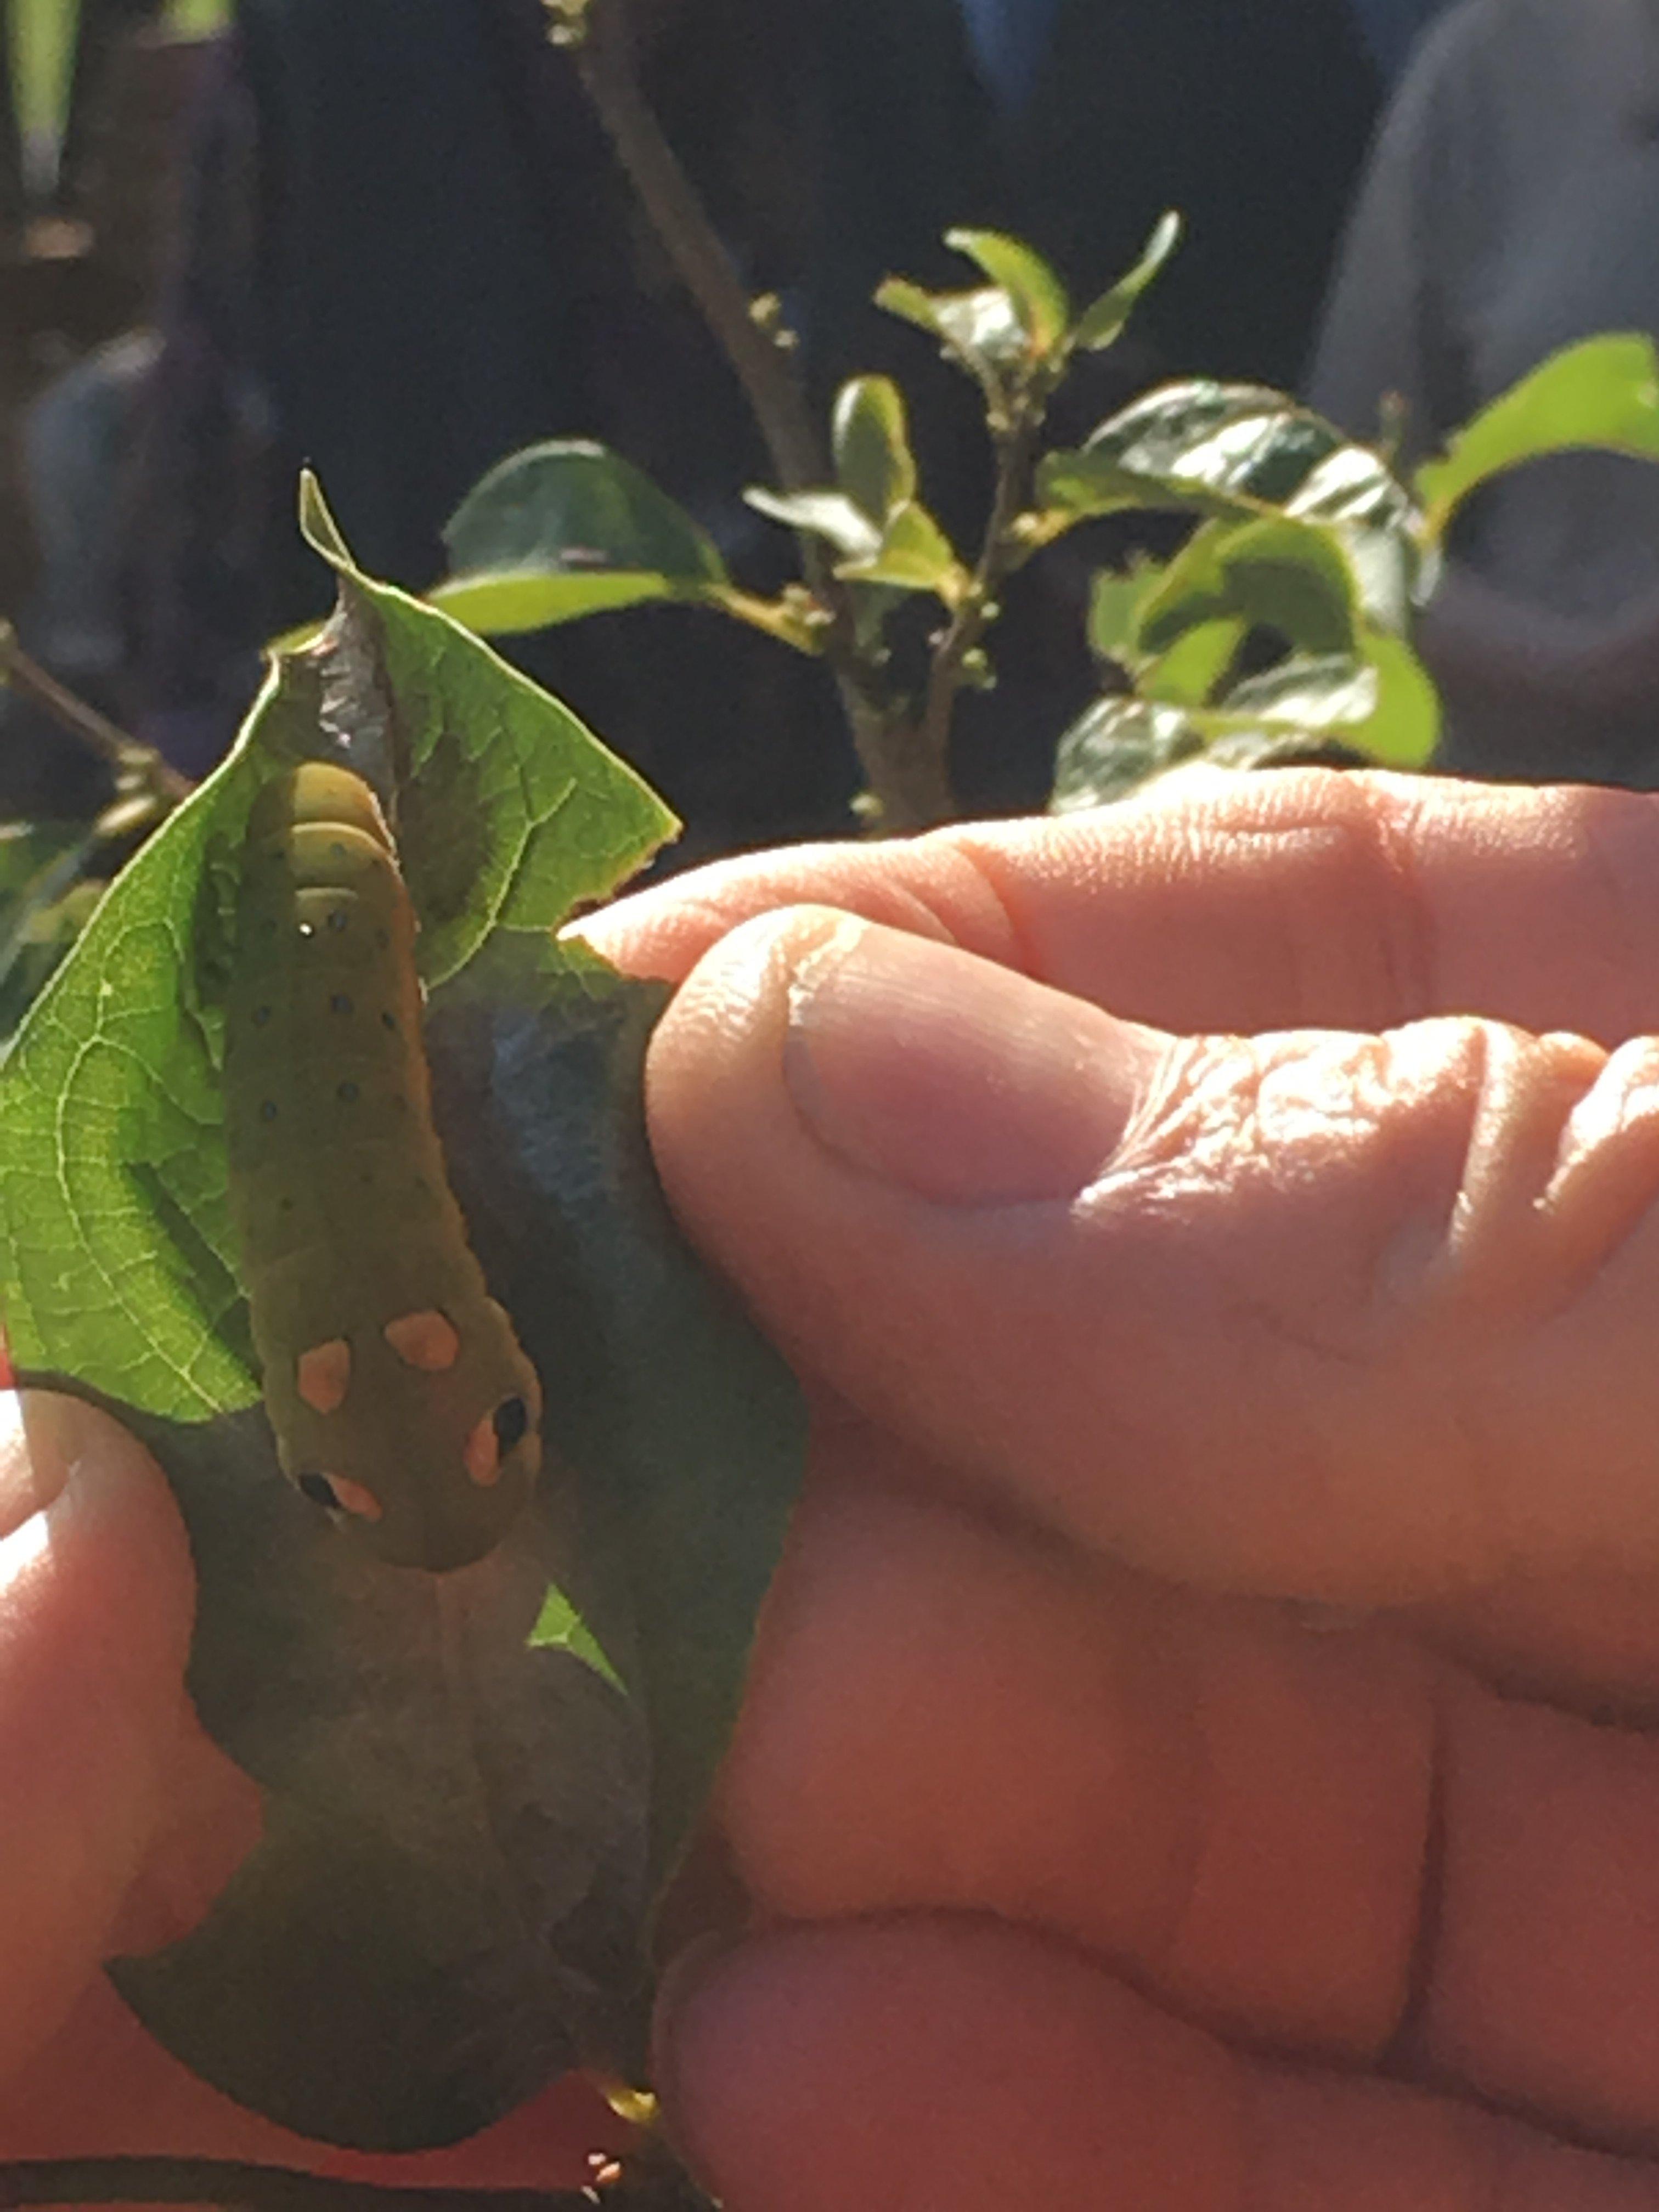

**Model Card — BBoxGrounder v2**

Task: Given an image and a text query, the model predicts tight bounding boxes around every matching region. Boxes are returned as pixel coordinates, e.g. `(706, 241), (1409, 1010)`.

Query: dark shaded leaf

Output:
(437, 441), (730, 633)
(1086, 562), (1164, 669)
(99, 934), (804, 2149)
(0, 825), (98, 1049)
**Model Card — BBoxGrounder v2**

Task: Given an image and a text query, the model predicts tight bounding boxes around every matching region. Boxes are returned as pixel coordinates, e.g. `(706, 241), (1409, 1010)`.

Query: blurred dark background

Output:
(0, 0), (1449, 851)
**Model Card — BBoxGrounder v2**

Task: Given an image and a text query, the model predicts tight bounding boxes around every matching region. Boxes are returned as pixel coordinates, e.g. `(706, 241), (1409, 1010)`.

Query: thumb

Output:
(645, 906), (1659, 1604)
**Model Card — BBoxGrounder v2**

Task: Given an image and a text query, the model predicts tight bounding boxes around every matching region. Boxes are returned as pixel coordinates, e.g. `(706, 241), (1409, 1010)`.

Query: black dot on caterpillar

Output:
(224, 763), (544, 1571)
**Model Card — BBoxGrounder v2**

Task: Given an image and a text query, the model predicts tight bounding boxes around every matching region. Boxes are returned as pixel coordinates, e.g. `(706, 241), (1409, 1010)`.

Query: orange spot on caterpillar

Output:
(464, 1410), (502, 1487)
(383, 1310), (460, 1372)
(296, 1338), (352, 1414)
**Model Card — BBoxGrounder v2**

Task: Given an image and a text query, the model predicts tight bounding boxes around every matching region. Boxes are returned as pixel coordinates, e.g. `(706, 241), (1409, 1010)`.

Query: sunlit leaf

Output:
(744, 484), (883, 561)
(944, 228), (1070, 357)
(833, 375), (918, 522)
(1050, 695), (1208, 810)
(1136, 516), (1362, 659)
(1071, 210), (1182, 353)
(1415, 335), (1659, 539)
(836, 500), (968, 603)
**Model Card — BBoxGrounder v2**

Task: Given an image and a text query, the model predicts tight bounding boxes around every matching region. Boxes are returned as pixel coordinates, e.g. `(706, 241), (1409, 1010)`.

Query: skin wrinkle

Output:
(1536, 1039), (1659, 1311)
(1184, 774), (1438, 1032)
(1390, 1664), (1456, 2062)
(920, 828), (1058, 984)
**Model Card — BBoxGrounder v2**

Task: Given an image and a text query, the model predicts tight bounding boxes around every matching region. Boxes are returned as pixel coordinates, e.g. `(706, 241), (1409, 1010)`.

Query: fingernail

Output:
(0, 1391), (81, 1539)
(783, 919), (1156, 1206)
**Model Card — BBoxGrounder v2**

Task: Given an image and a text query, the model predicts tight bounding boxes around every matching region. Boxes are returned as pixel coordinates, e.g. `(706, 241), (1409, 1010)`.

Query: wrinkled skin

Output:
(16, 769), (1659, 2205)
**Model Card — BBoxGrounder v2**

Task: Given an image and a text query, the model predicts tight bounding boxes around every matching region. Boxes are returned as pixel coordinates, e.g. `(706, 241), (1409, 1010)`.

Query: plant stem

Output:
(912, 405), (1043, 806)
(557, 0), (822, 499)
(549, 0), (943, 831)
(0, 623), (192, 809)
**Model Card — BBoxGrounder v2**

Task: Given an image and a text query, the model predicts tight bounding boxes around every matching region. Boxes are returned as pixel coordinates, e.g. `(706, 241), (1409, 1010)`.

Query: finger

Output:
(661, 1917), (1650, 2212)
(0, 1393), (627, 2186)
(723, 1440), (1437, 2059)
(0, 1393), (198, 2079)
(580, 770), (1659, 1045)
(645, 906), (1659, 1601)
(722, 1435), (1659, 2145)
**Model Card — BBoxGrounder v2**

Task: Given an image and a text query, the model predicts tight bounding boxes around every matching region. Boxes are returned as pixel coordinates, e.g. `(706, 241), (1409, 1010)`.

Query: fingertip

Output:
(0, 1392), (198, 2074)
(656, 1918), (1242, 2212)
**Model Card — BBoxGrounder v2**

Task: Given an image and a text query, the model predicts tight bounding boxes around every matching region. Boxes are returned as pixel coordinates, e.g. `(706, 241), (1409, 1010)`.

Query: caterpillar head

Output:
(267, 1296), (545, 1570)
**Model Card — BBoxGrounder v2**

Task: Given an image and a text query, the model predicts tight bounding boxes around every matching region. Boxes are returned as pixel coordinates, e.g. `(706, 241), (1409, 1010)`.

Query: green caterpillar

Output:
(225, 763), (543, 1571)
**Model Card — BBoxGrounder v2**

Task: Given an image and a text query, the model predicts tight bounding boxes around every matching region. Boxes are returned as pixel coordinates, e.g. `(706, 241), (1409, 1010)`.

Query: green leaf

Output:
(1071, 210), (1182, 352)
(2, 489), (804, 2149)
(0, 507), (676, 1426)
(1284, 444), (1424, 629)
(876, 273), (1031, 404)
(1038, 381), (1397, 529)
(944, 228), (1070, 357)
(832, 374), (918, 522)
(304, 483), (677, 988)
(1210, 632), (1438, 770)
(1346, 631), (1441, 769)
(1143, 619), (1245, 706)
(744, 484), (883, 561)
(1414, 334), (1659, 539)
(437, 439), (731, 631)
(429, 568), (680, 633)
(836, 499), (968, 603)
(1051, 695), (1209, 810)
(531, 1581), (628, 1695)
(1086, 561), (1165, 669)
(1136, 516), (1362, 660)
(1216, 652), (1379, 734)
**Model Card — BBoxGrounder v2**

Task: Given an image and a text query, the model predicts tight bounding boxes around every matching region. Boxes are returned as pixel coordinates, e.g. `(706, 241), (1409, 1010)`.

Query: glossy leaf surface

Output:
(435, 440), (730, 633)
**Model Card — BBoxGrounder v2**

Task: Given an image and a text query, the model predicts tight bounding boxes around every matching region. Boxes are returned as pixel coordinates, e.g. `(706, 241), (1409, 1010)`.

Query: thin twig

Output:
(555, 0), (823, 497)
(550, 0), (933, 829)
(0, 623), (192, 806)
(912, 404), (1045, 803)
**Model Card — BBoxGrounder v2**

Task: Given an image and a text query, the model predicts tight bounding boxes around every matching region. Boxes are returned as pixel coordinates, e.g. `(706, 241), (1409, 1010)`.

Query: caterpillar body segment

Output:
(225, 764), (543, 1570)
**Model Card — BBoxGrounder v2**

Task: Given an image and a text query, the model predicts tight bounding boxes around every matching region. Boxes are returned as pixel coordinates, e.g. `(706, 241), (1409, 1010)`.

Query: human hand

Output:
(578, 768), (1659, 2208)
(13, 767), (1659, 2205)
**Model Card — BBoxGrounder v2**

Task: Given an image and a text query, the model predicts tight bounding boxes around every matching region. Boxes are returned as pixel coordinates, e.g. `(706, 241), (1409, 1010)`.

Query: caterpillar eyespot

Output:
(225, 764), (544, 1571)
